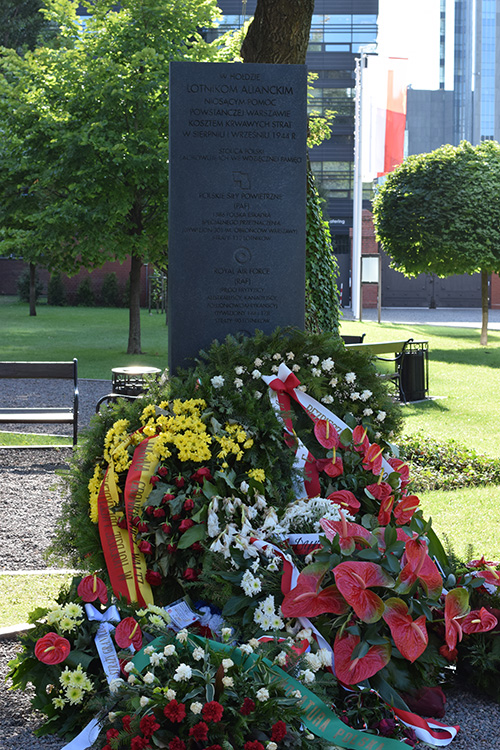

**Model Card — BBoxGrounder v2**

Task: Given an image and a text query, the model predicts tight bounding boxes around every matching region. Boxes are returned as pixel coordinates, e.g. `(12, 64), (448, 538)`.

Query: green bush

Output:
(99, 272), (121, 307)
(16, 267), (44, 302)
(398, 431), (500, 492)
(76, 278), (95, 307)
(47, 272), (66, 306)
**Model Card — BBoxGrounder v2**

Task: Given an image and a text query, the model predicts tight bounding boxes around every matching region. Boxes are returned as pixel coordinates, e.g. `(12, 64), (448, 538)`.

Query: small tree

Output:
(373, 141), (500, 344)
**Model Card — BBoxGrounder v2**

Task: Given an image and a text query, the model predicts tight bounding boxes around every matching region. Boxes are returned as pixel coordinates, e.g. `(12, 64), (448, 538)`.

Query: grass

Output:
(339, 317), (500, 458)
(0, 573), (72, 628)
(0, 296), (168, 379)
(0, 430), (72, 447)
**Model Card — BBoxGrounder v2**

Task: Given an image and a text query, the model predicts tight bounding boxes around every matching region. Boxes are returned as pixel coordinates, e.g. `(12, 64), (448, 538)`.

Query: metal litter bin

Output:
(399, 342), (428, 402)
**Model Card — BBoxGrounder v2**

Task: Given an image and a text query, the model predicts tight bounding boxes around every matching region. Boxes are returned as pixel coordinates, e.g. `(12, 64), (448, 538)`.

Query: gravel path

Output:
(1, 381), (499, 748)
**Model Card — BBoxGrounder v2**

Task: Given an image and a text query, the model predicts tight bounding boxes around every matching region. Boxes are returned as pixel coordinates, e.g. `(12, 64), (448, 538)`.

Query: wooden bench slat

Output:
(0, 361), (76, 379)
(344, 340), (427, 355)
(0, 409), (74, 423)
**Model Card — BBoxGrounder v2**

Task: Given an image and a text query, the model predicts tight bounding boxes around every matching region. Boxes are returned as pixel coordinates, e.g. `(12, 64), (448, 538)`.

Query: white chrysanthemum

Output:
(329, 377), (338, 387)
(190, 701), (203, 714)
(271, 615), (284, 630)
(260, 595), (275, 615)
(317, 648), (333, 667)
(259, 613), (274, 631)
(211, 375), (225, 389)
(363, 408), (373, 416)
(59, 669), (72, 687)
(350, 391), (360, 401)
(66, 686), (84, 705)
(173, 664), (192, 682)
(241, 569), (262, 596)
(305, 653), (322, 672)
(52, 696), (66, 709)
(148, 614), (163, 627)
(192, 647), (205, 661)
(253, 608), (264, 625)
(64, 603), (83, 619)
(360, 389), (372, 401)
(310, 355), (319, 365)
(311, 367), (322, 377)
(345, 372), (356, 384)
(59, 616), (77, 632)
(256, 688), (269, 702)
(376, 410), (386, 422)
(321, 358), (335, 371)
(46, 608), (64, 625)
(163, 644), (176, 656)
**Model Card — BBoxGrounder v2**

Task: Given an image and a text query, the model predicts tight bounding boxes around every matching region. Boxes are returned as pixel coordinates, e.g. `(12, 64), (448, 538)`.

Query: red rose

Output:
(191, 467), (213, 484)
(183, 498), (194, 512)
(168, 739), (186, 750)
(271, 721), (287, 742)
(122, 715), (132, 732)
(172, 514), (181, 521)
(183, 567), (200, 581)
(115, 617), (143, 650)
(239, 698), (255, 715)
(174, 475), (186, 488)
(77, 574), (108, 605)
(132, 516), (142, 527)
(146, 507), (155, 517)
(178, 519), (195, 533)
(189, 722), (209, 741)
(140, 714), (160, 737)
(145, 570), (162, 586)
(162, 493), (175, 504)
(158, 467), (168, 478)
(164, 699), (186, 723)
(167, 544), (177, 554)
(162, 524), (172, 534)
(34, 632), (71, 665)
(150, 476), (160, 486)
(154, 507), (166, 518)
(138, 540), (153, 555)
(202, 701), (224, 723)
(191, 542), (202, 552)
(117, 518), (128, 529)
(137, 522), (149, 533)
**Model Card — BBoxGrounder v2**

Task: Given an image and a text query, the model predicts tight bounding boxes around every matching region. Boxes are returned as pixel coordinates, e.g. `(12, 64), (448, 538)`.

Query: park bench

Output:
(344, 339), (429, 402)
(0, 360), (79, 446)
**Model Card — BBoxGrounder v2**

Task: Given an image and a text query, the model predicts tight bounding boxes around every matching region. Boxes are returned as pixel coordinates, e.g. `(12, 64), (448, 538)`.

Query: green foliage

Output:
(372, 140), (500, 278)
(47, 272), (66, 306)
(305, 170), (340, 333)
(16, 267), (44, 302)
(99, 271), (122, 307)
(76, 278), (95, 307)
(0, 0), (58, 53)
(399, 432), (500, 492)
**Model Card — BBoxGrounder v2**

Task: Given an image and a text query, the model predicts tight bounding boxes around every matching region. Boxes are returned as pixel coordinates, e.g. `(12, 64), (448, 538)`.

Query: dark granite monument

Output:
(168, 61), (307, 373)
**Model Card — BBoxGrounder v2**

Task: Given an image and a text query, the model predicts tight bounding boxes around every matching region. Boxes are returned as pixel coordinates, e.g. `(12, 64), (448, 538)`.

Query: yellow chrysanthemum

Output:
(248, 468), (266, 483)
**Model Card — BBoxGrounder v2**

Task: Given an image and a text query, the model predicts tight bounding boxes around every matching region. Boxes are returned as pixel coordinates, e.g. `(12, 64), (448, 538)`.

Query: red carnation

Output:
(34, 632), (71, 665)
(191, 467), (213, 484)
(131, 737), (150, 750)
(206, 746), (223, 750)
(183, 498), (194, 512)
(202, 701), (224, 723)
(122, 715), (132, 732)
(164, 699), (186, 723)
(189, 722), (209, 741)
(168, 739), (186, 750)
(106, 728), (120, 741)
(77, 574), (108, 604)
(145, 570), (162, 586)
(140, 714), (160, 738)
(115, 617), (143, 650)
(138, 540), (153, 555)
(244, 742), (265, 750)
(239, 698), (255, 715)
(271, 721), (287, 742)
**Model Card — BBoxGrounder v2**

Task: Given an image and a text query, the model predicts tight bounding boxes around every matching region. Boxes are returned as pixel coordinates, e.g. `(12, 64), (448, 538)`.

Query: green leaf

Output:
(176, 524), (206, 550)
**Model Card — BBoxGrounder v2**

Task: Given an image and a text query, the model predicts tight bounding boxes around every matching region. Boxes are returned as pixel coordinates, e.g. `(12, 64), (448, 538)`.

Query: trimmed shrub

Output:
(47, 272), (66, 306)
(99, 272), (121, 307)
(76, 278), (95, 307)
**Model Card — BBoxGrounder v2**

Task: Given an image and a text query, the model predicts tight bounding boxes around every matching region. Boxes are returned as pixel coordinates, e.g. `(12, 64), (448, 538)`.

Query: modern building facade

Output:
(212, 1), (379, 304)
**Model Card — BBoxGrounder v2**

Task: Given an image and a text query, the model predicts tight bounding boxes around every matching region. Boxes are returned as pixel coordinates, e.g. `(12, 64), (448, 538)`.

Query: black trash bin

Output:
(399, 342), (428, 402)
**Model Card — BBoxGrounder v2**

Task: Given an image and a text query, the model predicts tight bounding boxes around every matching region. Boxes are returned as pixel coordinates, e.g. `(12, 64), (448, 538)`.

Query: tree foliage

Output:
(372, 140), (500, 343)
(0, 0), (238, 352)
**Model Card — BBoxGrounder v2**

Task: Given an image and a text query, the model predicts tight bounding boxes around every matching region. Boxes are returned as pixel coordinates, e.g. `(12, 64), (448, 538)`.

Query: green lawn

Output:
(0, 573), (72, 628)
(0, 430), (72, 447)
(0, 296), (168, 379)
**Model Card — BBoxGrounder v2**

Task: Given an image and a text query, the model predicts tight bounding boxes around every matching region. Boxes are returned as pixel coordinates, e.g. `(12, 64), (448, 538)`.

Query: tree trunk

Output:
(127, 252), (143, 354)
(29, 262), (37, 317)
(240, 0), (314, 65)
(480, 269), (489, 345)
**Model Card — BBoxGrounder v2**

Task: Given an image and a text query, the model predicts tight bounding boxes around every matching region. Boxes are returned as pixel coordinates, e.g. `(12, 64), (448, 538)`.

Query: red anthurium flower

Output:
(475, 567), (500, 587)
(281, 563), (349, 618)
(362, 443), (384, 475)
(393, 494), (420, 525)
(324, 456), (343, 478)
(333, 561), (393, 623)
(34, 632), (71, 664)
(314, 419), (340, 450)
(334, 631), (391, 685)
(466, 555), (500, 569)
(77, 574), (108, 605)
(398, 539), (443, 599)
(382, 597), (428, 662)
(461, 607), (498, 634)
(366, 482), (393, 502)
(115, 617), (143, 650)
(320, 511), (372, 555)
(444, 587), (470, 651)
(387, 458), (411, 487)
(377, 496), (394, 527)
(352, 425), (370, 454)
(327, 490), (361, 515)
